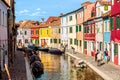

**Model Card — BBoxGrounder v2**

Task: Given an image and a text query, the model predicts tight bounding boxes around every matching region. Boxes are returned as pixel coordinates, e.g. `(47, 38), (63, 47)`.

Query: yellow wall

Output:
(39, 27), (52, 37)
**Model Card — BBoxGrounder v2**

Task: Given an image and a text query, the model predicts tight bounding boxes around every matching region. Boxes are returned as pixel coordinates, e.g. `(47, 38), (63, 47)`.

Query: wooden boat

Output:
(48, 48), (63, 55)
(38, 47), (49, 52)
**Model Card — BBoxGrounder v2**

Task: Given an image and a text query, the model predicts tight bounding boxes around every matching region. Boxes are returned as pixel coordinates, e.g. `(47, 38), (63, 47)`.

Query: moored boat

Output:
(48, 48), (63, 55)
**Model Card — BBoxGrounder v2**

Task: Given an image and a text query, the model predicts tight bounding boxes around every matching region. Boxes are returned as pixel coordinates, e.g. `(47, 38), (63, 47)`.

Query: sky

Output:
(15, 0), (95, 22)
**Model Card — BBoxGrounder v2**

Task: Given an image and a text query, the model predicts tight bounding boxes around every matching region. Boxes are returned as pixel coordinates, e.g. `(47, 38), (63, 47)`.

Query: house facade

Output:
(31, 26), (39, 46)
(95, 0), (111, 54)
(39, 22), (52, 47)
(103, 11), (110, 57)
(76, 7), (84, 53)
(49, 17), (61, 49)
(82, 1), (95, 56)
(0, 0), (9, 71)
(60, 15), (68, 49)
(111, 0), (120, 65)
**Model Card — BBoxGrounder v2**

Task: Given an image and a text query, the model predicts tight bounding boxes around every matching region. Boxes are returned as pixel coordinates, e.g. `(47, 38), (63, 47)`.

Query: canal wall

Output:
(66, 52), (113, 80)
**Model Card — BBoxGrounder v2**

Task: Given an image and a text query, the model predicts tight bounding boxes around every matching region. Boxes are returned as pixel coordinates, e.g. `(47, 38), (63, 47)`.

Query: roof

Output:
(39, 22), (48, 28)
(81, 1), (93, 7)
(2, 0), (10, 7)
(102, 11), (110, 18)
(60, 7), (83, 17)
(19, 20), (39, 29)
(97, 0), (111, 5)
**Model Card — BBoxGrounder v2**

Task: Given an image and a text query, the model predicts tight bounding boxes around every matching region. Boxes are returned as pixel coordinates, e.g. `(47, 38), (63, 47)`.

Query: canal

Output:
(34, 51), (104, 80)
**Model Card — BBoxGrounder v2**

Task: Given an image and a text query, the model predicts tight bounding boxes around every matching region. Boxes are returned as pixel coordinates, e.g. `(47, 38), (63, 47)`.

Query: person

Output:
(97, 51), (102, 66)
(104, 48), (108, 63)
(95, 49), (99, 61)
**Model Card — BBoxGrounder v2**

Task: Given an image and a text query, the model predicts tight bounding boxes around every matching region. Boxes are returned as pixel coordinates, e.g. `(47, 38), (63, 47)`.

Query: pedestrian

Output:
(97, 51), (102, 66)
(95, 49), (99, 61)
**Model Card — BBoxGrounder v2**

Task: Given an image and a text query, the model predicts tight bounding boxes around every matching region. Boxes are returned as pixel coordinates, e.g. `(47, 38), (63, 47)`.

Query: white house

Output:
(0, 0), (9, 71)
(95, 0), (111, 52)
(17, 20), (31, 48)
(60, 15), (68, 49)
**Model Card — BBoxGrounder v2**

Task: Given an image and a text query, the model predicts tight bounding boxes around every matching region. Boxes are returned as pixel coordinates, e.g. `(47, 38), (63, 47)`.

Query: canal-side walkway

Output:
(66, 51), (120, 80)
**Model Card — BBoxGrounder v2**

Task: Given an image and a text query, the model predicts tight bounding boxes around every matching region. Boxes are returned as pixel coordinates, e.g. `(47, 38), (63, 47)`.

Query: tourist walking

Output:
(97, 51), (102, 66)
(95, 49), (99, 61)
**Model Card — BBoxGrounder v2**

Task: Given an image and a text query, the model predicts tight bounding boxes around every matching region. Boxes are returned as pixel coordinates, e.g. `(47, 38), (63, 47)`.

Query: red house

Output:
(83, 6), (96, 57)
(31, 22), (40, 46)
(110, 0), (120, 65)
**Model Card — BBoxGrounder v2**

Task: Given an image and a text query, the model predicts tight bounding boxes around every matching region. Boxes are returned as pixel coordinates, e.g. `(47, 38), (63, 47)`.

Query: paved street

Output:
(9, 51), (27, 80)
(66, 50), (120, 80)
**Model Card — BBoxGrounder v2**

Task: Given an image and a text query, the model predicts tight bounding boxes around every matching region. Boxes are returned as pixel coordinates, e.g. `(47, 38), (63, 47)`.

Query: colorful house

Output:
(111, 0), (120, 65)
(76, 7), (84, 53)
(95, 0), (111, 54)
(39, 22), (52, 47)
(31, 21), (39, 46)
(49, 17), (61, 49)
(17, 20), (32, 47)
(102, 11), (110, 57)
(82, 1), (95, 56)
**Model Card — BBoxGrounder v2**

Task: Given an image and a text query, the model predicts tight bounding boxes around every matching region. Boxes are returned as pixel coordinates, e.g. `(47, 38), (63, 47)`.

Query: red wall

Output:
(111, 0), (120, 16)
(31, 28), (39, 38)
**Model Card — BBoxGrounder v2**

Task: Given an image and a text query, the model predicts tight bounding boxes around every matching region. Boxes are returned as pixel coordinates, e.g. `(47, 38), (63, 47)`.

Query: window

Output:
(69, 16), (72, 21)
(100, 42), (102, 51)
(76, 25), (79, 32)
(80, 40), (82, 46)
(31, 39), (32, 43)
(110, 18), (114, 30)
(31, 30), (34, 34)
(25, 39), (28, 43)
(116, 16), (120, 29)
(50, 39), (52, 43)
(69, 27), (72, 33)
(105, 21), (107, 32)
(3, 12), (4, 26)
(84, 41), (87, 49)
(104, 5), (108, 11)
(0, 9), (1, 25)
(114, 43), (118, 56)
(91, 42), (94, 51)
(59, 29), (61, 33)
(59, 39), (61, 43)
(46, 30), (48, 34)
(19, 39), (22, 43)
(36, 30), (39, 34)
(35, 39), (39, 44)
(70, 38), (72, 44)
(79, 25), (81, 31)
(54, 39), (57, 43)
(20, 31), (22, 35)
(74, 39), (77, 45)
(25, 31), (27, 35)
(91, 12), (94, 17)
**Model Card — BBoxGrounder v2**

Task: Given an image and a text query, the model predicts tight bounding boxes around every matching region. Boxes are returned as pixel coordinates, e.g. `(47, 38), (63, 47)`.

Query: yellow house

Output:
(39, 22), (52, 47)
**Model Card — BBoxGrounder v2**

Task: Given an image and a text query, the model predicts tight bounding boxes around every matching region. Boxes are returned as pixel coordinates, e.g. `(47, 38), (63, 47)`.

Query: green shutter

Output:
(50, 39), (52, 43)
(59, 29), (61, 33)
(80, 40), (81, 46)
(59, 39), (61, 43)
(116, 16), (120, 29)
(114, 44), (118, 56)
(79, 25), (81, 31)
(76, 25), (78, 32)
(70, 27), (72, 33)
(110, 18), (114, 30)
(70, 39), (72, 44)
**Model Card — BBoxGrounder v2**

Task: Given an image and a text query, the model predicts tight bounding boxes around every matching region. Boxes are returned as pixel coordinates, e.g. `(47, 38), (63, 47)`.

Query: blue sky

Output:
(15, 0), (95, 22)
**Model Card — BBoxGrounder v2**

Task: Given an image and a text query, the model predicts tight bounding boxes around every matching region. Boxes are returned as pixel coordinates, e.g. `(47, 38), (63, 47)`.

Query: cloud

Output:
(19, 9), (29, 14)
(42, 11), (46, 14)
(30, 12), (41, 16)
(36, 8), (41, 11)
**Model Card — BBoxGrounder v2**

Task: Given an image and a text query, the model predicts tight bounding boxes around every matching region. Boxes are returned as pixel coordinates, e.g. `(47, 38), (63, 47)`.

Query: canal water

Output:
(34, 51), (104, 80)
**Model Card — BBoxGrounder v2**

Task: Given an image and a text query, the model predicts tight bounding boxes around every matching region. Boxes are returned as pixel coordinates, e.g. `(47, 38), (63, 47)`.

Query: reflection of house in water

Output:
(38, 52), (61, 72)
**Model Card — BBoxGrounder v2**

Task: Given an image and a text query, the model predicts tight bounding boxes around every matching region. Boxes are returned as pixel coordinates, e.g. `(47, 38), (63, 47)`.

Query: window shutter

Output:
(79, 25), (81, 31)
(104, 5), (108, 11)
(116, 16), (120, 29)
(110, 18), (114, 30)
(76, 25), (78, 32)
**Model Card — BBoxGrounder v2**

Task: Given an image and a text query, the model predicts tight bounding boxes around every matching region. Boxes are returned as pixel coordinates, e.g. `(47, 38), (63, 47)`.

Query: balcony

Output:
(84, 33), (95, 40)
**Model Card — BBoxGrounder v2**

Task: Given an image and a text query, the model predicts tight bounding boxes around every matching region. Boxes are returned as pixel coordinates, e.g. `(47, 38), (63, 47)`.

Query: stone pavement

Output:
(2, 51), (27, 80)
(66, 50), (120, 80)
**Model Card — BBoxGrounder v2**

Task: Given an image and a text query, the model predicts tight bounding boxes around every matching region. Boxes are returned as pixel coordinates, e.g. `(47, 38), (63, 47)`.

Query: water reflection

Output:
(34, 51), (103, 80)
